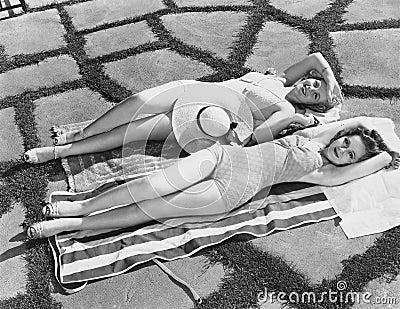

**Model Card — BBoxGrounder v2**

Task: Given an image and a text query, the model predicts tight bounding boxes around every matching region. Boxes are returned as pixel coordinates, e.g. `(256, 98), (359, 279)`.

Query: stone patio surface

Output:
(0, 0), (399, 308)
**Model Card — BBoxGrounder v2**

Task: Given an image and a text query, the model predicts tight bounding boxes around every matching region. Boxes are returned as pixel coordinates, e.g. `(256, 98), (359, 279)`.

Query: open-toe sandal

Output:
(23, 147), (58, 164)
(53, 134), (67, 145)
(26, 222), (46, 239)
(42, 201), (60, 218)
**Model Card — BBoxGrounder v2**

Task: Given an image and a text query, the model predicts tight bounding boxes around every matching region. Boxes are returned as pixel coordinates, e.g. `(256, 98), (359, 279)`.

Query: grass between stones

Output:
(198, 227), (400, 309)
(0, 0), (399, 308)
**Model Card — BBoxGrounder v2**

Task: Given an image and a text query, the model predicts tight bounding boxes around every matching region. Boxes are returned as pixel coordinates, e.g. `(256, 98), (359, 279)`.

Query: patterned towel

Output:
(49, 121), (336, 293)
(48, 180), (335, 292)
(52, 119), (182, 192)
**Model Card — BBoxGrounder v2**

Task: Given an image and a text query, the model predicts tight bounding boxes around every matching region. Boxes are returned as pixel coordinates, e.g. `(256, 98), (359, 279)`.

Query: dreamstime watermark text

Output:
(257, 281), (398, 305)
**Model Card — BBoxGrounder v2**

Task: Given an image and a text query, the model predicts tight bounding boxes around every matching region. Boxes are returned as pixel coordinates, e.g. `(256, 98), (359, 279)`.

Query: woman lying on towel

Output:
(27, 117), (399, 239)
(24, 52), (343, 163)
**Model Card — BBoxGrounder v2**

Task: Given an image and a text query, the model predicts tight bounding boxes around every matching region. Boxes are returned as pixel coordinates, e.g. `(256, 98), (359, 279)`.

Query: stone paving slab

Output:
(330, 29), (400, 88)
(344, 0), (400, 24)
(251, 220), (379, 283)
(0, 204), (27, 299)
(246, 21), (309, 73)
(269, 0), (331, 19)
(104, 49), (214, 92)
(0, 9), (65, 57)
(65, 0), (165, 31)
(25, 0), (72, 9)
(162, 11), (247, 59)
(0, 107), (24, 161)
(174, 0), (251, 7)
(162, 256), (225, 303)
(0, 55), (80, 99)
(85, 21), (156, 58)
(34, 88), (113, 147)
(54, 256), (224, 309)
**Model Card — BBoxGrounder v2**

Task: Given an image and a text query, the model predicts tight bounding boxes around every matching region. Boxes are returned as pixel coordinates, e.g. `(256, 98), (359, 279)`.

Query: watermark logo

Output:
(257, 280), (398, 306)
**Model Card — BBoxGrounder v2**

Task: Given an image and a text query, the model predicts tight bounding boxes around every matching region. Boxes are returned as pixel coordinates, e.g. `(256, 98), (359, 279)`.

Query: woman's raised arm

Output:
(278, 53), (328, 85)
(303, 116), (366, 143)
(299, 151), (392, 186)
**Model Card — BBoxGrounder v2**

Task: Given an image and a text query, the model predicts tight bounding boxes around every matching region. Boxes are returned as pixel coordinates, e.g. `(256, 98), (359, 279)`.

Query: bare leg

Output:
(60, 81), (188, 144)
(25, 113), (175, 163)
(49, 149), (217, 216)
(36, 179), (226, 237)
(56, 113), (174, 158)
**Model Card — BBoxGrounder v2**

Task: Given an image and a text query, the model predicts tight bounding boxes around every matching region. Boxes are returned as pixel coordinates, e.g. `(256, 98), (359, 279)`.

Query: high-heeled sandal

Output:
(23, 146), (58, 164)
(50, 125), (64, 136)
(78, 128), (89, 139)
(26, 222), (46, 239)
(51, 126), (64, 144)
(53, 128), (88, 145)
(53, 134), (67, 145)
(42, 202), (60, 218)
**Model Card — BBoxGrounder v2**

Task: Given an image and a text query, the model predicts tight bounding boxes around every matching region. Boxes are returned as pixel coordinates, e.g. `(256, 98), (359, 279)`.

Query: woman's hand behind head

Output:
(320, 66), (344, 106)
(386, 150), (400, 170)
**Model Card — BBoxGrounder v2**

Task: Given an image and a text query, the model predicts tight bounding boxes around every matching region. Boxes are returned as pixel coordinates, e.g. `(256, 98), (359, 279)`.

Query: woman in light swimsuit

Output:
(24, 52), (343, 163)
(27, 117), (400, 239)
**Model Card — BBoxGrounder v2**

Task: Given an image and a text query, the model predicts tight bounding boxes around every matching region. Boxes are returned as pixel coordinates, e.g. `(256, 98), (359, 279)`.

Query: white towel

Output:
(311, 117), (400, 238)
(323, 169), (400, 238)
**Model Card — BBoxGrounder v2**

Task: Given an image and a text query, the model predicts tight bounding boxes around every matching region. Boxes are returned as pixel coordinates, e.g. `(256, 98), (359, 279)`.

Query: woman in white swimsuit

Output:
(24, 52), (343, 163)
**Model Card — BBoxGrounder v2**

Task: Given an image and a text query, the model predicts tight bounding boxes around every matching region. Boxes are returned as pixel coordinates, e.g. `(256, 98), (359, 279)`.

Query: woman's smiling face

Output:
(321, 135), (367, 166)
(288, 78), (328, 105)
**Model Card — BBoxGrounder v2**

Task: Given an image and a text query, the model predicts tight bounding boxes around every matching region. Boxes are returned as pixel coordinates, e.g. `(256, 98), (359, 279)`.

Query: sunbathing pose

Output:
(27, 117), (399, 239)
(24, 52), (343, 163)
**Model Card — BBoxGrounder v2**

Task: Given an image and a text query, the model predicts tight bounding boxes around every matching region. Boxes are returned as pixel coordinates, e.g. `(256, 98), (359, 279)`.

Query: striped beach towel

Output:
(48, 179), (336, 293)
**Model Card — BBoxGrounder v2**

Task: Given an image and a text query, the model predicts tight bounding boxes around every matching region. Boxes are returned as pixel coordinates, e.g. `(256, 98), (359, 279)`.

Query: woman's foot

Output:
(24, 147), (58, 164)
(42, 201), (85, 218)
(42, 202), (60, 217)
(52, 128), (88, 145)
(26, 221), (61, 239)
